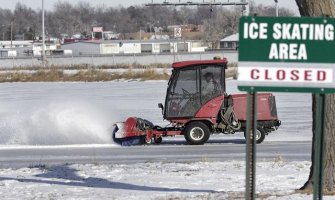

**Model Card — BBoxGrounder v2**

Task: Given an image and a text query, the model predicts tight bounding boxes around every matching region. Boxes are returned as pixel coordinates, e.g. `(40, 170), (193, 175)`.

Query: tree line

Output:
(0, 1), (295, 43)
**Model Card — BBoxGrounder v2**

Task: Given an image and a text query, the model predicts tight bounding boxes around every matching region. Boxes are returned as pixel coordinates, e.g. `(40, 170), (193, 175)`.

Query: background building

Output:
(220, 33), (239, 50)
(61, 40), (207, 56)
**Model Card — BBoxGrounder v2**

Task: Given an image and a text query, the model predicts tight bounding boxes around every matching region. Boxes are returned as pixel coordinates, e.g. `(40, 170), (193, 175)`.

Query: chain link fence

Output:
(0, 51), (238, 68)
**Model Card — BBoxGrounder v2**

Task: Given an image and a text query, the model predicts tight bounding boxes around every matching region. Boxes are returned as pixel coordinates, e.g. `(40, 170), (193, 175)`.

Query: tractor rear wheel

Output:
(183, 122), (210, 145)
(154, 136), (162, 144)
(244, 127), (266, 144)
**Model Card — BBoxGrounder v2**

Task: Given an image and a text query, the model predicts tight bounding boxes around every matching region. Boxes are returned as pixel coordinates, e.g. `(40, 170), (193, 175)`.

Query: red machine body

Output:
(112, 59), (280, 145)
(231, 93), (278, 121)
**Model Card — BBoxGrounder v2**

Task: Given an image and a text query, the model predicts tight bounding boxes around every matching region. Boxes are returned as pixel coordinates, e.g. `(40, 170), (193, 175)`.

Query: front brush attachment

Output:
(112, 117), (154, 146)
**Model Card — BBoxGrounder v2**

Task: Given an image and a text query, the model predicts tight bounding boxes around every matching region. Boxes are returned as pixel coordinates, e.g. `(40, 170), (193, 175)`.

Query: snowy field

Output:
(0, 160), (332, 200)
(0, 80), (318, 199)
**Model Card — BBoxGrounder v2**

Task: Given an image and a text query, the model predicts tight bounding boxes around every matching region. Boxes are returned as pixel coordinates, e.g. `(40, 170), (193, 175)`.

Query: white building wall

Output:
(0, 41), (33, 49)
(60, 40), (205, 56)
(152, 43), (160, 53)
(119, 43), (141, 54)
(190, 41), (207, 52)
(8, 50), (17, 57)
(101, 43), (119, 54)
(170, 42), (178, 53)
(33, 44), (58, 56)
(0, 49), (17, 57)
(61, 42), (101, 55)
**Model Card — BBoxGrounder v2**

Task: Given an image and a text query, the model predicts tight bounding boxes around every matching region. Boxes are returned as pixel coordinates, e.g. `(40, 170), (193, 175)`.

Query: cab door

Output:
(200, 65), (225, 104)
(195, 65), (226, 119)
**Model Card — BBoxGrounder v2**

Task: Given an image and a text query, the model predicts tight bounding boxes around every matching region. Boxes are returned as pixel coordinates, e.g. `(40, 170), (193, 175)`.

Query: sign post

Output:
(245, 92), (257, 200)
(314, 94), (326, 199)
(238, 16), (335, 200)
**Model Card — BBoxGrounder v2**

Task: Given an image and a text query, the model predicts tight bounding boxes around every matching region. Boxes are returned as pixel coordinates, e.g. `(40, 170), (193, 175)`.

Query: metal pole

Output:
(275, 0), (279, 17)
(42, 0), (46, 67)
(209, 5), (213, 48)
(245, 92), (257, 200)
(313, 93), (325, 200)
(10, 21), (13, 49)
(246, 0), (250, 16)
(242, 0), (249, 16)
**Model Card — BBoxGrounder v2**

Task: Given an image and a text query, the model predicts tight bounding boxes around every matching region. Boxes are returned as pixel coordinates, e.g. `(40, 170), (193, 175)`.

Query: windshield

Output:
(165, 67), (201, 118)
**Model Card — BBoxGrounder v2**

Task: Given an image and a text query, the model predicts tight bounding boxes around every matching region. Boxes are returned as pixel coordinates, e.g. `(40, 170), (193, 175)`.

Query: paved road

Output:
(0, 140), (312, 168)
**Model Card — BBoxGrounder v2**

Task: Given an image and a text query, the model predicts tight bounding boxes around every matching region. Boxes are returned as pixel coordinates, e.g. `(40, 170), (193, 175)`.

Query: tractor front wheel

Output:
(183, 122), (210, 145)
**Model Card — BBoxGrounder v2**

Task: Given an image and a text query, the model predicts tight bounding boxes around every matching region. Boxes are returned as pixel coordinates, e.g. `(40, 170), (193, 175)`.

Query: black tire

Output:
(244, 127), (266, 144)
(154, 136), (162, 144)
(183, 122), (210, 145)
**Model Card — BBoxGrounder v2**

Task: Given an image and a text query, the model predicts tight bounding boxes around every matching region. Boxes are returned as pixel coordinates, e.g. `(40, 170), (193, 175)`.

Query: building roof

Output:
(0, 40), (34, 45)
(220, 33), (239, 42)
(62, 39), (201, 46)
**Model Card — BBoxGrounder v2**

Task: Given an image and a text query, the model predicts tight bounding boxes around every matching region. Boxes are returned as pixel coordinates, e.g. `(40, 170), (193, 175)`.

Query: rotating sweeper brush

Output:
(112, 117), (157, 146)
(112, 59), (281, 146)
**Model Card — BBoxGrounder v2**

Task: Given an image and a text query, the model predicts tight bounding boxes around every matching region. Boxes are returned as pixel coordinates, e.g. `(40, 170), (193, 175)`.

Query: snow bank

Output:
(0, 160), (332, 199)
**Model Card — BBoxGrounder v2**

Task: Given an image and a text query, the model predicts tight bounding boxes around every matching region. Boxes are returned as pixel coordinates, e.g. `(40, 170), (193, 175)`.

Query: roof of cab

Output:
(172, 58), (228, 69)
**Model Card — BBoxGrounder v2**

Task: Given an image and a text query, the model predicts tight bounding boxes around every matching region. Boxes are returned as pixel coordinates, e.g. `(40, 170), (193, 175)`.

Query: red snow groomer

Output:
(112, 58), (281, 146)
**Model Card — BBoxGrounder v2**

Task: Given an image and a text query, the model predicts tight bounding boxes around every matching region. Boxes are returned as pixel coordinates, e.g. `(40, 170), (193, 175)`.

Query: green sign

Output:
(238, 16), (335, 93)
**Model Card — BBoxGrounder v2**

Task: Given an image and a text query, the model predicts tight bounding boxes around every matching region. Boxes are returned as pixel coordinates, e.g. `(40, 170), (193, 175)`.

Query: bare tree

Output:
(0, 1), (296, 42)
(0, 8), (13, 40)
(202, 7), (241, 48)
(74, 2), (95, 36)
(249, 3), (295, 16)
(296, 0), (335, 194)
(13, 3), (38, 40)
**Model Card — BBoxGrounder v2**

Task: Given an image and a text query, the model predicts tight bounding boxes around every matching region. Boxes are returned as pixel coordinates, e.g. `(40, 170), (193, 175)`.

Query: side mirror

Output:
(158, 103), (164, 110)
(158, 103), (165, 117)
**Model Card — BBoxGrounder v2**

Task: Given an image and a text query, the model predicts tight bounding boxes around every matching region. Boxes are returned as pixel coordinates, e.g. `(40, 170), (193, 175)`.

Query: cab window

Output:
(166, 67), (201, 118)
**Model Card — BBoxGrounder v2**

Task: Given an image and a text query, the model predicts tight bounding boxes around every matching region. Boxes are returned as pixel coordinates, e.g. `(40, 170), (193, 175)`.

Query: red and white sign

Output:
(93, 27), (103, 32)
(174, 27), (182, 38)
(238, 64), (335, 90)
(239, 67), (333, 83)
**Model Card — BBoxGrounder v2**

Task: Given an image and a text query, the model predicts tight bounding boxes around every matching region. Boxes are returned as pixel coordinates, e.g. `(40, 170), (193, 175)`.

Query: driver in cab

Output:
(202, 72), (221, 102)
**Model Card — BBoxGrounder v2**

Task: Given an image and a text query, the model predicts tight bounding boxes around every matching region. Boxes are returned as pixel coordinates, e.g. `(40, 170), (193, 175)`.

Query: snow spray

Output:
(0, 100), (119, 145)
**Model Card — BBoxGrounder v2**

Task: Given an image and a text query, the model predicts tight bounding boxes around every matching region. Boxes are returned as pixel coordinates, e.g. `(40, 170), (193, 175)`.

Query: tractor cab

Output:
(162, 59), (228, 121)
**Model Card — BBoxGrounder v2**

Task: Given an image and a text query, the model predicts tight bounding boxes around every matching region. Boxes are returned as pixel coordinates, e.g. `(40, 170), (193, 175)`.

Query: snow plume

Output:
(0, 100), (118, 145)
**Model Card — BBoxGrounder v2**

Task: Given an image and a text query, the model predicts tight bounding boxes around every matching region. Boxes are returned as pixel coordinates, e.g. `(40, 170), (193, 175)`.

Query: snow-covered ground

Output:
(0, 160), (332, 200)
(0, 80), (317, 199)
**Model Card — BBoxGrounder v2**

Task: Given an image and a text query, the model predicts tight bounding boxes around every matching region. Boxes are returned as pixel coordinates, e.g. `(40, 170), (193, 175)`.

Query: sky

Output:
(0, 0), (299, 13)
